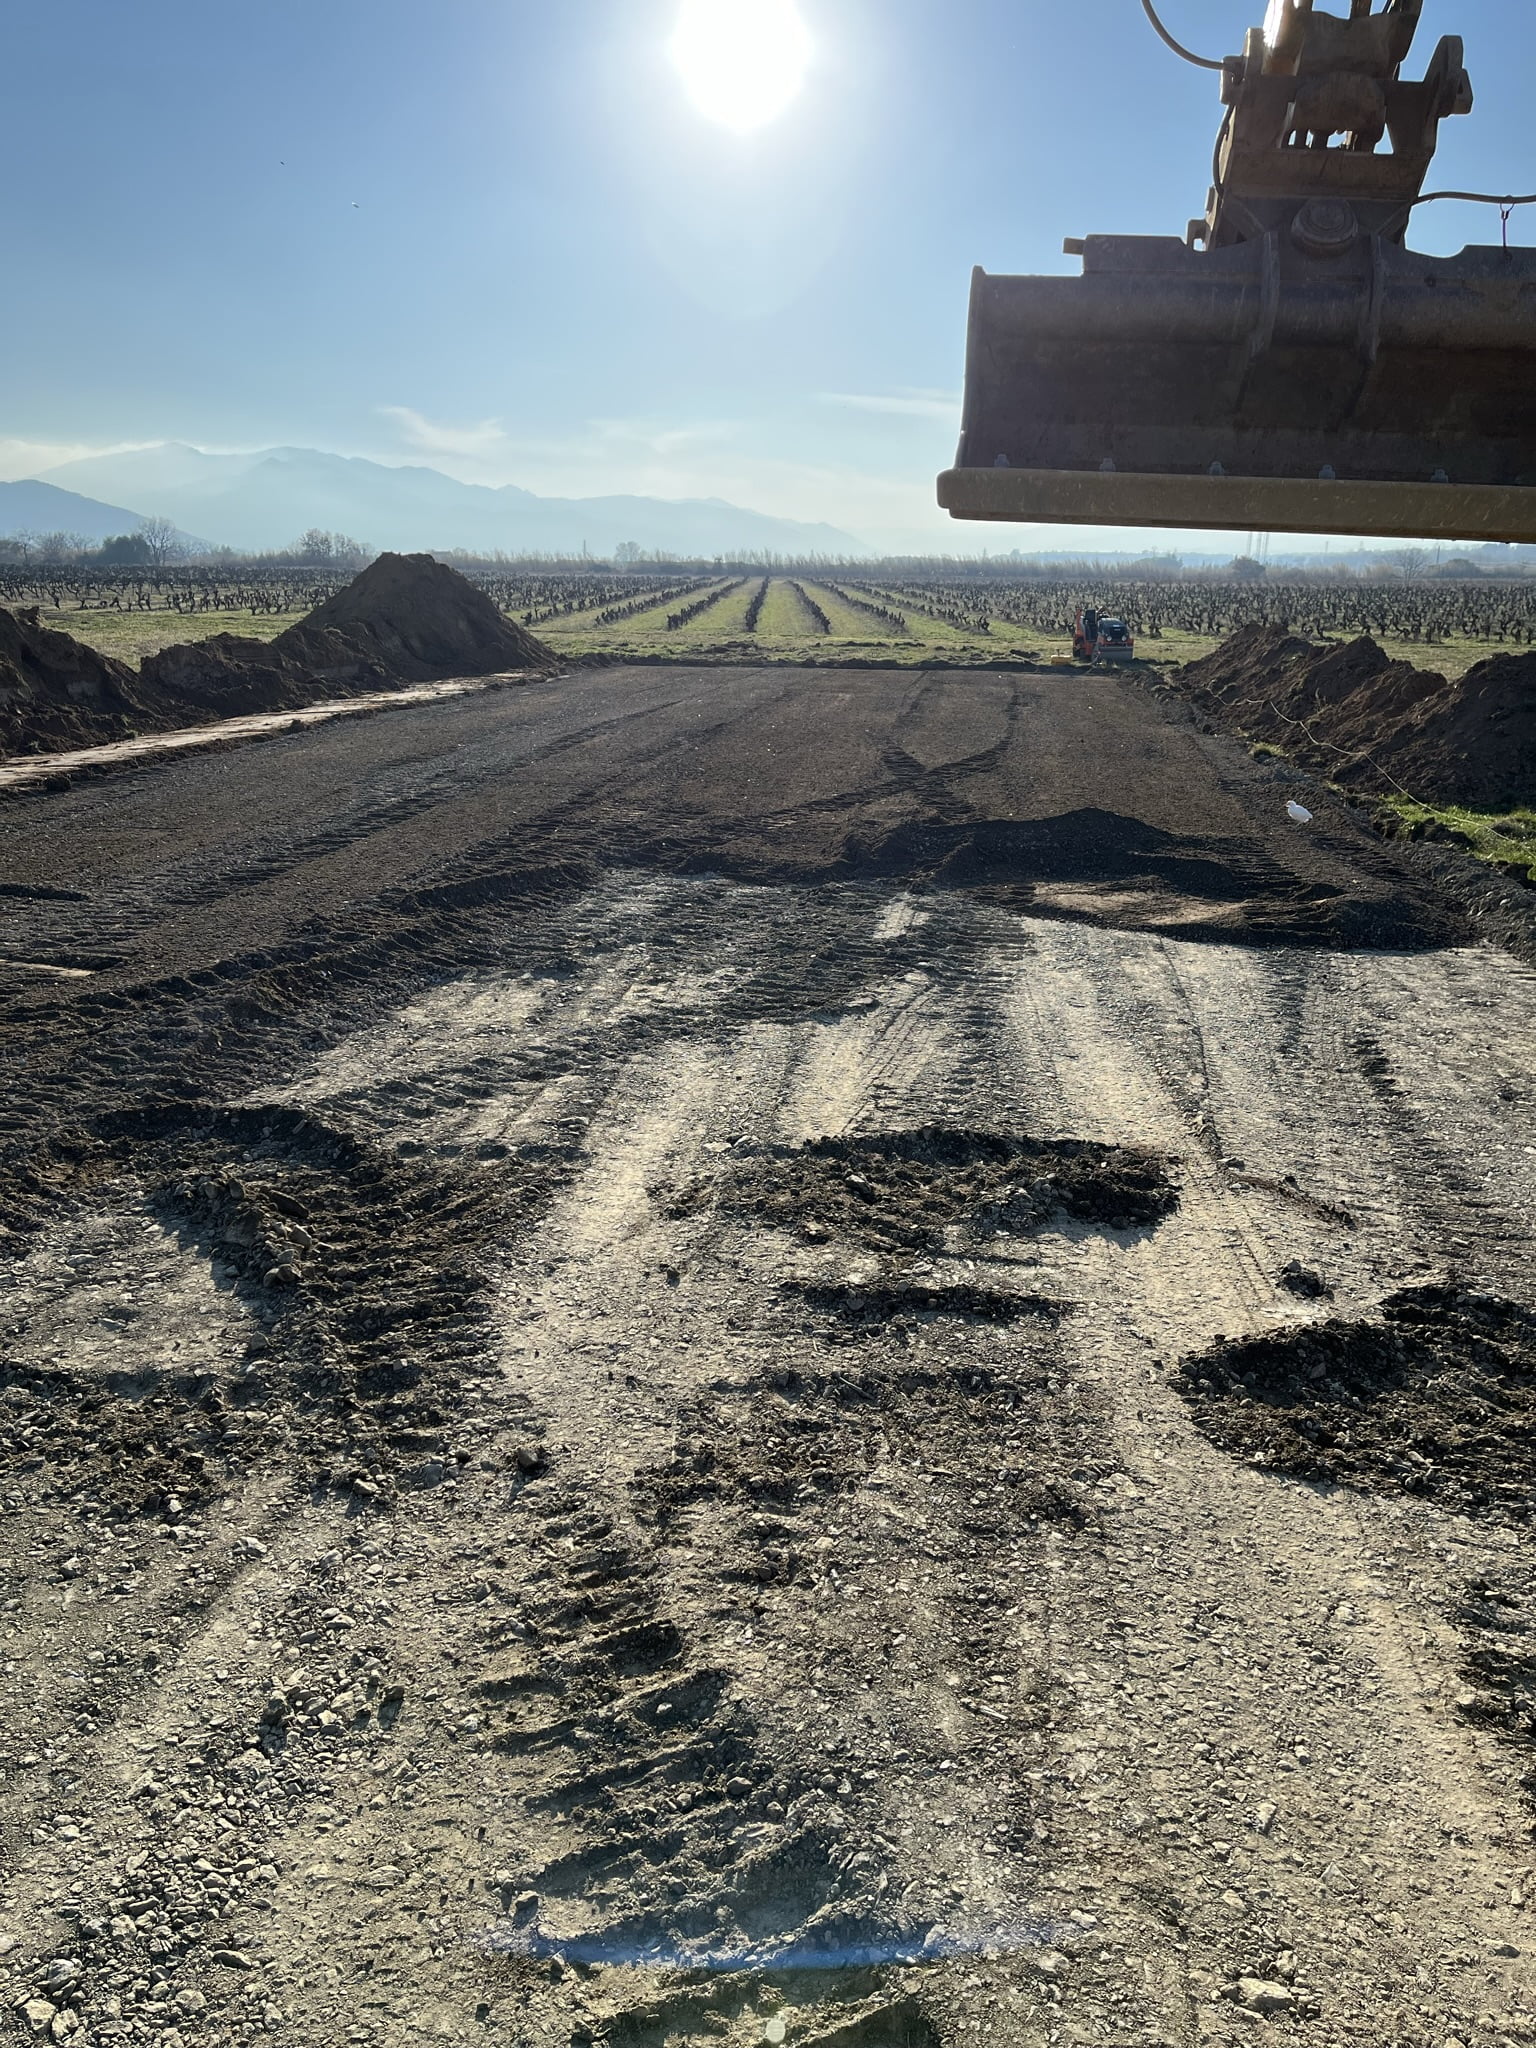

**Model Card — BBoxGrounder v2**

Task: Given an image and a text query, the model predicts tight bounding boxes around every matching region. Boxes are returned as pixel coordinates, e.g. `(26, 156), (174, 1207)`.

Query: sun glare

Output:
(670, 0), (813, 133)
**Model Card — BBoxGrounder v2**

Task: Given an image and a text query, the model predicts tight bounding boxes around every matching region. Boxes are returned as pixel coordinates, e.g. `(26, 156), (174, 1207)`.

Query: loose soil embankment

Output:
(0, 554), (556, 760)
(1167, 623), (1536, 809)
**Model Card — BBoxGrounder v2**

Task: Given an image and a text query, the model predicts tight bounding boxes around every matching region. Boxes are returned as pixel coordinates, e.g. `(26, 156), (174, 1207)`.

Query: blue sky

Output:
(2, 0), (1526, 552)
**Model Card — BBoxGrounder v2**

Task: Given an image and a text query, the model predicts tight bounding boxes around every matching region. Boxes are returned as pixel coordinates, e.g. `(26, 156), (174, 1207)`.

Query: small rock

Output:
(21, 2003), (56, 2041)
(513, 1445), (545, 1473)
(38, 1961), (79, 1996)
(513, 1890), (539, 1916)
(727, 1776), (753, 1799)
(1237, 1978), (1294, 2016)
(1278, 1260), (1332, 1300)
(210, 1948), (256, 1970)
(1254, 1801), (1278, 1835)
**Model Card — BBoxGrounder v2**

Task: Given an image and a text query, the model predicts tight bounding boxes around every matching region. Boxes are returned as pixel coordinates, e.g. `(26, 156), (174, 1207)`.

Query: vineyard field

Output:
(9, 562), (1536, 678)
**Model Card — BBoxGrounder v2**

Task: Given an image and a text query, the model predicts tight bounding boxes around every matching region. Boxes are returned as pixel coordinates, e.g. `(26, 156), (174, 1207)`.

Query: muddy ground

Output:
(1, 664), (1535, 2048)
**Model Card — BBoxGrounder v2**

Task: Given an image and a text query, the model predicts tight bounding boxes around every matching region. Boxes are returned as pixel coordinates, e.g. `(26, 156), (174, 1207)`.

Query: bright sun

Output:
(670, 0), (813, 133)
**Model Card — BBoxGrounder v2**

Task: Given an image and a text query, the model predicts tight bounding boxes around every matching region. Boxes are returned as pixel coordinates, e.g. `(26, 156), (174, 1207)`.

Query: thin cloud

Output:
(820, 389), (961, 422)
(0, 436), (160, 482)
(586, 417), (741, 458)
(379, 407), (509, 459)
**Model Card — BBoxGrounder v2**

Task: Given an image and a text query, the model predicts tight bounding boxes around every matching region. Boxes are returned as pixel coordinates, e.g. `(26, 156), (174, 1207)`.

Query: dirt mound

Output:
(138, 627), (394, 719)
(1172, 1284), (1536, 1524)
(140, 554), (556, 716)
(669, 1125), (1180, 1253)
(0, 606), (163, 757)
(280, 551), (559, 681)
(1172, 624), (1536, 807)
(5, 558), (558, 757)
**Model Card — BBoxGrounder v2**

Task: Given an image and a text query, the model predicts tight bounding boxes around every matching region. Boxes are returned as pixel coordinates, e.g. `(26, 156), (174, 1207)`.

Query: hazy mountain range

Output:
(14, 444), (862, 558)
(0, 478), (178, 546)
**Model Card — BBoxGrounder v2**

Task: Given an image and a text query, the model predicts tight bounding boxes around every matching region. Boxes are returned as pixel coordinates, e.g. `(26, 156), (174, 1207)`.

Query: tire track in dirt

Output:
(973, 915), (1536, 2044)
(4, 667), (1536, 2047)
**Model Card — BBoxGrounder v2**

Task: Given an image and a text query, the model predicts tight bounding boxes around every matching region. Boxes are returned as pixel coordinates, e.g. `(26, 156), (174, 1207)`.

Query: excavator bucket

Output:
(939, 1), (1536, 543)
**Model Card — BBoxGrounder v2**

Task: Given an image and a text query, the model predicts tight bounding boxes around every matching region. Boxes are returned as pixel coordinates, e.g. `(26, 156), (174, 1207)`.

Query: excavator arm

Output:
(939, 1), (1536, 542)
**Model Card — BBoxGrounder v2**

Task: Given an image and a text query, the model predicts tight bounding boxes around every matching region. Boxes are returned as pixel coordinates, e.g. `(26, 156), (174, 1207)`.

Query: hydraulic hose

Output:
(1385, 190), (1536, 244)
(1139, 0), (1223, 71)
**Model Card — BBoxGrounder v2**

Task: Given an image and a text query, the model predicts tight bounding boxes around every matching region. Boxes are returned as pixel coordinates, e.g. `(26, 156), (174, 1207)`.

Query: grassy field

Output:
(1375, 794), (1536, 883)
(539, 585), (1515, 677)
(37, 608), (302, 664)
(533, 575), (1049, 666)
(39, 587), (1519, 684)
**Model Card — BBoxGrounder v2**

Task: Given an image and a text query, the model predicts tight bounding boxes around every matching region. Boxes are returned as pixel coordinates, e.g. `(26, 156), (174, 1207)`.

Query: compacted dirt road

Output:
(1, 665), (1534, 2048)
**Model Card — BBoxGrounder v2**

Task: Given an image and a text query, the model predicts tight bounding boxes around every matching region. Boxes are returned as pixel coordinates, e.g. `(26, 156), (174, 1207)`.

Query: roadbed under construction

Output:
(1, 663), (1534, 2048)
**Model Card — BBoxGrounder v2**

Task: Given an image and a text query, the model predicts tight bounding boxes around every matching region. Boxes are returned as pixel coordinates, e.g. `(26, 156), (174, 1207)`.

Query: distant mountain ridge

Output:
(28, 444), (863, 558)
(0, 478), (177, 546)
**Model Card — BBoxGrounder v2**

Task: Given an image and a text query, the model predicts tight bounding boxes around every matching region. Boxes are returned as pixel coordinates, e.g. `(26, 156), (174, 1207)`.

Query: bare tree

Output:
(35, 531), (89, 564)
(0, 529), (39, 566)
(136, 516), (183, 569)
(277, 530), (371, 569)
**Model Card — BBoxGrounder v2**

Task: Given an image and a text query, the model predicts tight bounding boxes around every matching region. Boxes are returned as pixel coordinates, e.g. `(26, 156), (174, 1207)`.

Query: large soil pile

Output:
(1172, 624), (1536, 807)
(144, 553), (558, 709)
(279, 551), (558, 681)
(0, 556), (557, 760)
(0, 607), (164, 756)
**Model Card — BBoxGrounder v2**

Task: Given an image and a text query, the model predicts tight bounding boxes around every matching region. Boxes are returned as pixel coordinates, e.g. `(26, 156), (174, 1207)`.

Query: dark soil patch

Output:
(1451, 1575), (1536, 1810)
(1172, 1285), (1536, 1524)
(1168, 625), (1536, 810)
(669, 1126), (1180, 1253)
(0, 1099), (561, 1525)
(784, 1277), (1065, 1335)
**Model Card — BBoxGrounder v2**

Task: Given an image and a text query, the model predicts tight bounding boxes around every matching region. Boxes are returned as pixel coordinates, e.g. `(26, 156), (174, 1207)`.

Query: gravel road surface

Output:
(1, 665), (1533, 2048)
